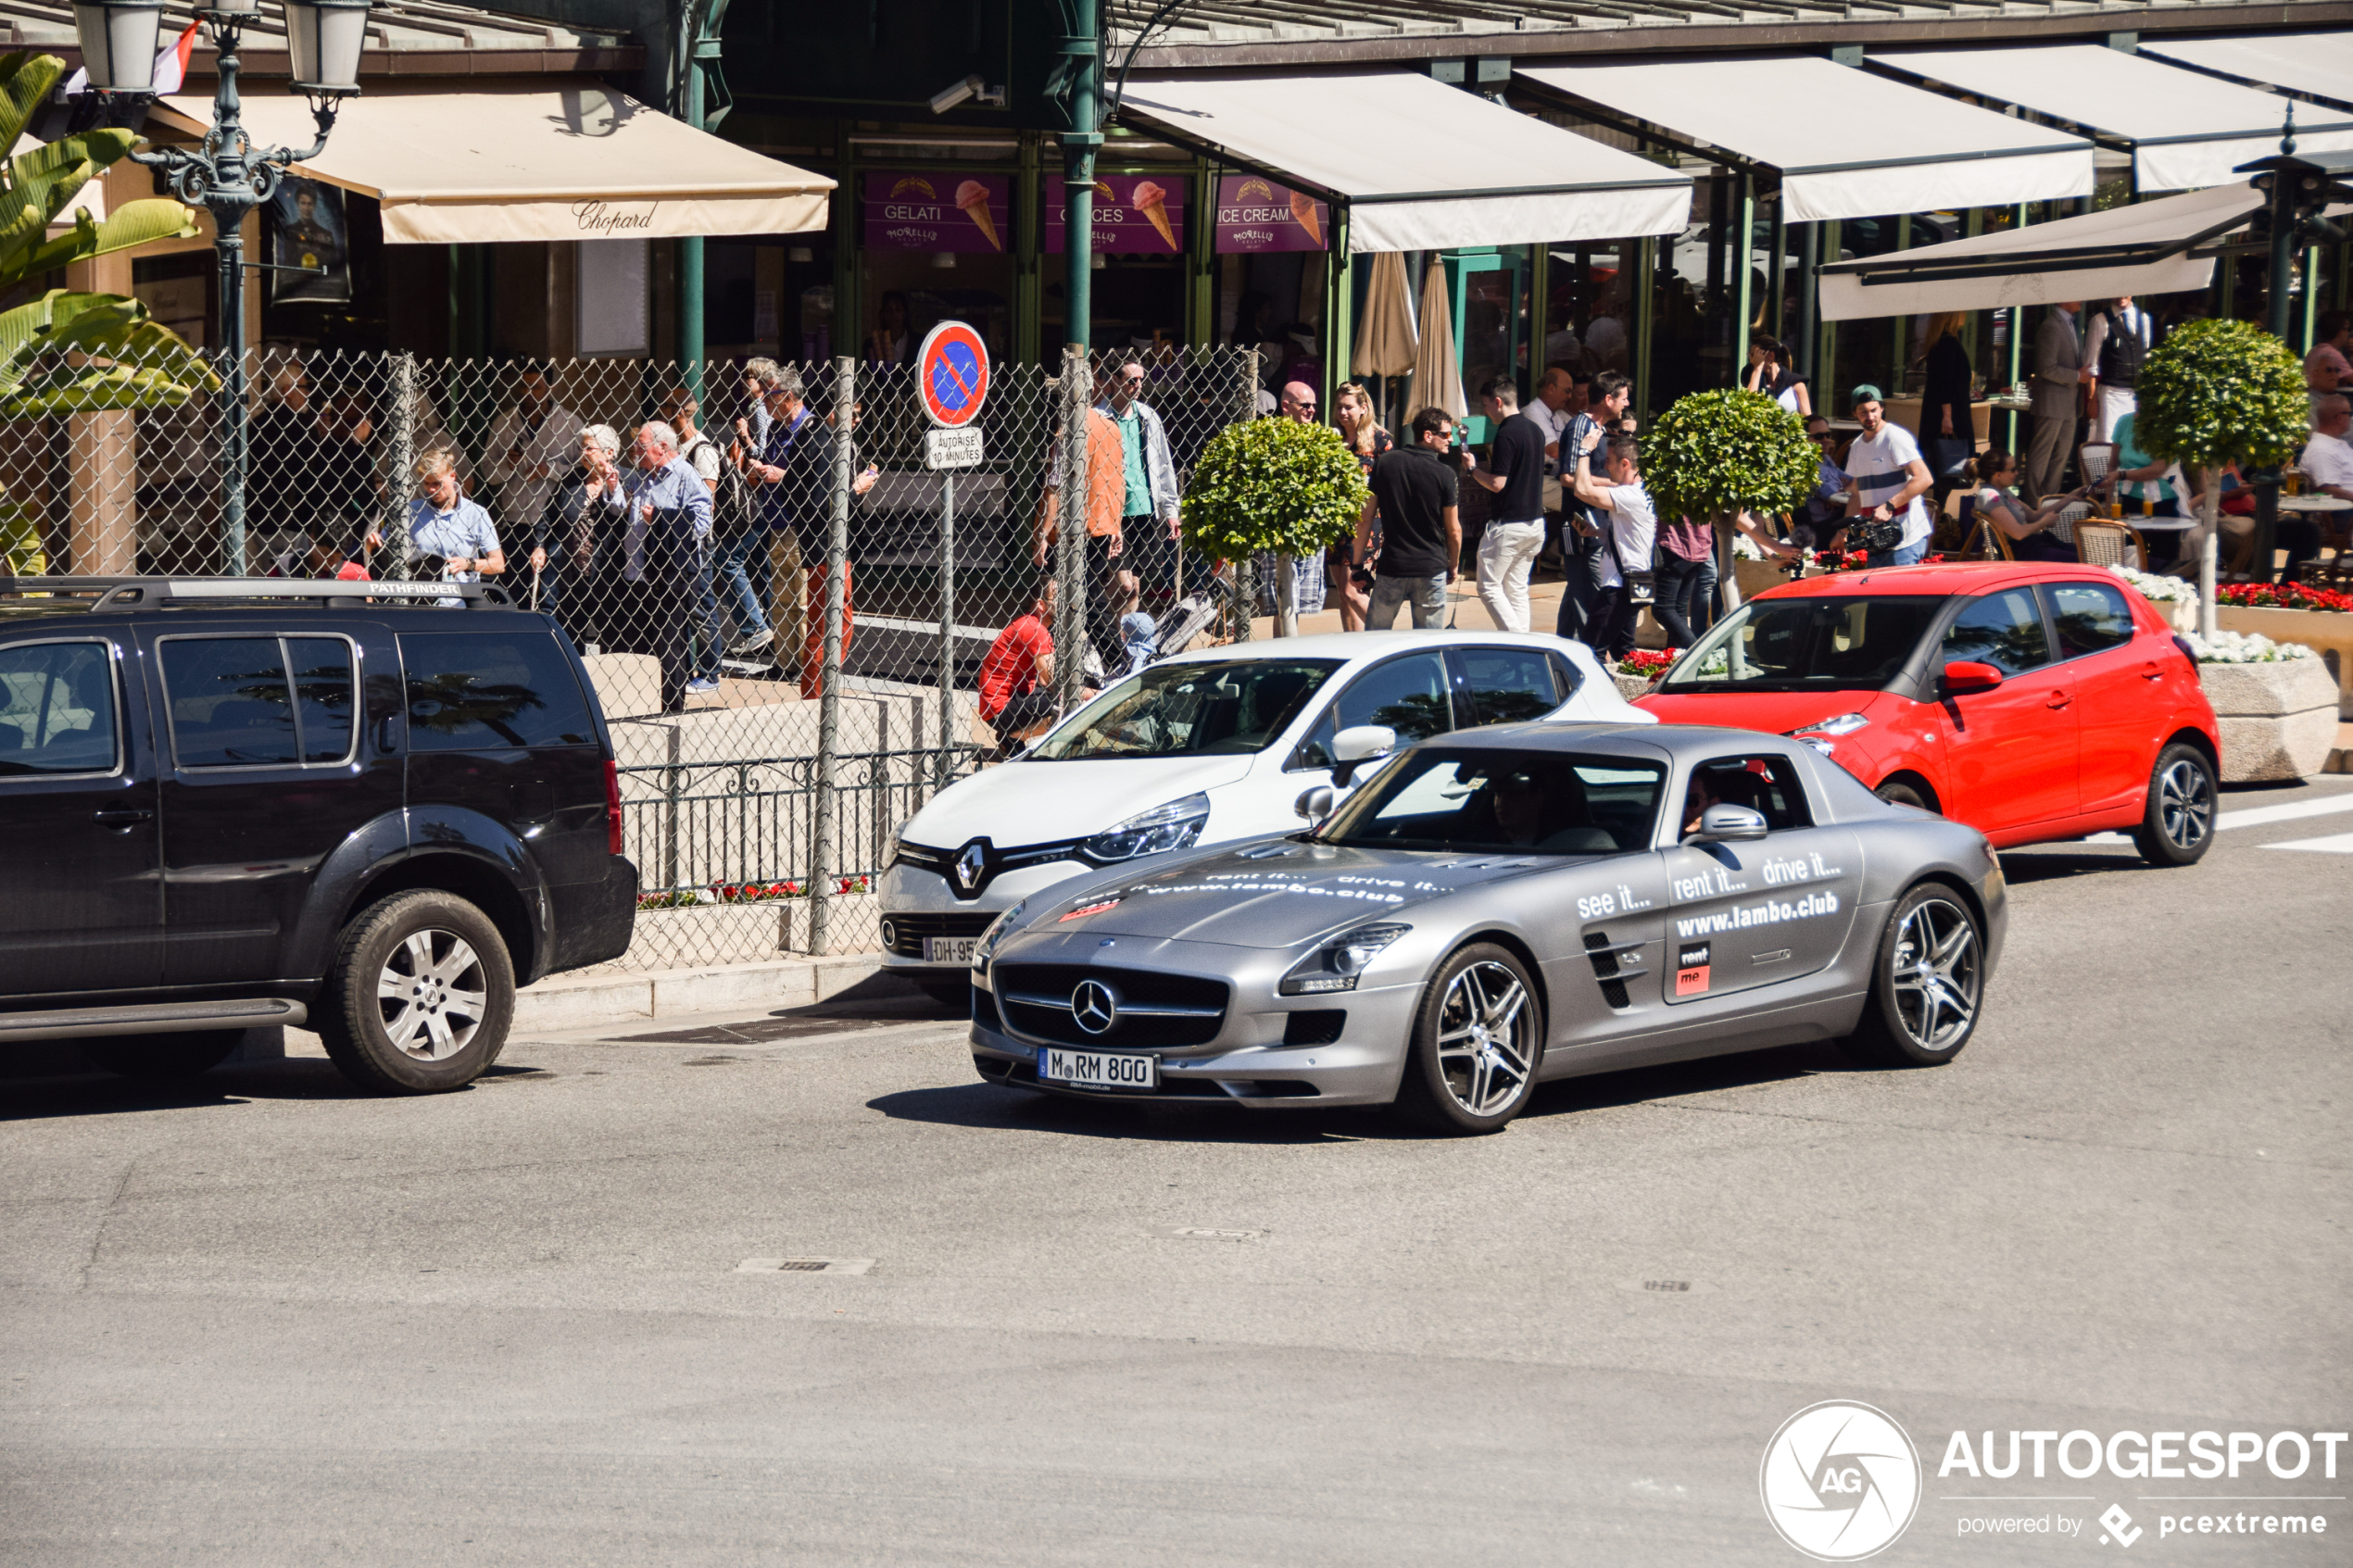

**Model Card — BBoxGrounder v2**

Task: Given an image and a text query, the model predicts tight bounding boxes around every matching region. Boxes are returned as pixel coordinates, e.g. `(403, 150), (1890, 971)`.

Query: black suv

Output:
(0, 578), (637, 1093)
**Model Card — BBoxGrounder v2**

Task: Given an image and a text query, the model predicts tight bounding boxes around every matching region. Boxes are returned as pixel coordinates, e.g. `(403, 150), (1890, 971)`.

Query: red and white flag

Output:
(62, 17), (202, 97)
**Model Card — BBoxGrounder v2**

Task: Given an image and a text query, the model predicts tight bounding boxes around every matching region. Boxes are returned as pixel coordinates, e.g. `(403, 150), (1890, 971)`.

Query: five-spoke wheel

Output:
(317, 889), (515, 1094)
(1397, 944), (1542, 1134)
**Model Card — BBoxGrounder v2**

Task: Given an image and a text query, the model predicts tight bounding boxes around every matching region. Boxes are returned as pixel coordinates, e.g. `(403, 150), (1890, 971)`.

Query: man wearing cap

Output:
(1843, 386), (1934, 567)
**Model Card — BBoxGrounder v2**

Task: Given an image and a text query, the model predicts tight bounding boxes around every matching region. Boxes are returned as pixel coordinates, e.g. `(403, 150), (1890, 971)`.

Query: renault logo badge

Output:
(1071, 979), (1119, 1035)
(953, 841), (987, 894)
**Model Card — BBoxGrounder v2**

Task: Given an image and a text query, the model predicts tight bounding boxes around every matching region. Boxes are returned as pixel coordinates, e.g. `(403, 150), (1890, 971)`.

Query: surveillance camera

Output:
(929, 74), (986, 115)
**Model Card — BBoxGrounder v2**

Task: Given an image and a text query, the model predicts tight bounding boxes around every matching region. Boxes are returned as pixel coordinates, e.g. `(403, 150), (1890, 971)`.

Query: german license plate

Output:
(925, 936), (979, 964)
(1039, 1047), (1158, 1091)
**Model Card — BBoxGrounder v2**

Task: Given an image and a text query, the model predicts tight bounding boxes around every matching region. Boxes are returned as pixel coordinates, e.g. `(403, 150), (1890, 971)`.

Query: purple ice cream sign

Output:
(863, 171), (1008, 254)
(1044, 174), (1188, 255)
(1214, 175), (1328, 254)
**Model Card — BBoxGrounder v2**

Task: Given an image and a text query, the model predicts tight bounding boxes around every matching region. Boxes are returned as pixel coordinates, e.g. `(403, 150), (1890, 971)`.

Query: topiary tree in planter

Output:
(1639, 389), (1818, 612)
(1181, 416), (1371, 634)
(2131, 318), (2309, 638)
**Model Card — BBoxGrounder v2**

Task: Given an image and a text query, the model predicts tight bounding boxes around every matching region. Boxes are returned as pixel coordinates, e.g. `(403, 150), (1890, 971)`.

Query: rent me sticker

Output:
(1675, 943), (1712, 997)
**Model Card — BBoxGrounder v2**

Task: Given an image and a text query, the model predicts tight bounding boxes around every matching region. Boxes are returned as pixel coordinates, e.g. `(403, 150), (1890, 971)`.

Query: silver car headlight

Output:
(1080, 793), (1210, 864)
(972, 897), (1028, 979)
(1279, 923), (1411, 996)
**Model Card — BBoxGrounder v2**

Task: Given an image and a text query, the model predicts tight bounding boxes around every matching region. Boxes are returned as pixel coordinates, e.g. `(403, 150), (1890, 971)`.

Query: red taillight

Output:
(603, 759), (624, 856)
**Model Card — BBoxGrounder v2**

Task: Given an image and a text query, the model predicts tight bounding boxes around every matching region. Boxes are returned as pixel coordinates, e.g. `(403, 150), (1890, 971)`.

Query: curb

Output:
(511, 953), (886, 1035)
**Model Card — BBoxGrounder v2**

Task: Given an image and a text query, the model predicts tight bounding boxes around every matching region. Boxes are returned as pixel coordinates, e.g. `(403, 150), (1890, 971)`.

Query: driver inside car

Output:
(1680, 773), (1722, 838)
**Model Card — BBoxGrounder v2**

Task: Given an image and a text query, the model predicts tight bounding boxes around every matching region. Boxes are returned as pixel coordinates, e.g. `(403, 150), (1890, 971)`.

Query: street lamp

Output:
(75, 0), (370, 574)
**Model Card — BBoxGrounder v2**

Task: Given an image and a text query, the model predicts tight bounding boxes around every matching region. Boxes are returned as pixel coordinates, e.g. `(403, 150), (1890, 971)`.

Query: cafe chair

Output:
(2051, 500), (2093, 548)
(2077, 442), (2117, 494)
(2073, 519), (2146, 572)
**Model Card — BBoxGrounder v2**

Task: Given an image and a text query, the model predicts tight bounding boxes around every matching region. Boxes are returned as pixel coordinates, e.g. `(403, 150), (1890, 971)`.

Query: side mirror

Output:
(1328, 724), (1397, 788)
(1293, 784), (1336, 822)
(1688, 804), (1768, 845)
(1941, 660), (2004, 695)
(1332, 724), (1397, 764)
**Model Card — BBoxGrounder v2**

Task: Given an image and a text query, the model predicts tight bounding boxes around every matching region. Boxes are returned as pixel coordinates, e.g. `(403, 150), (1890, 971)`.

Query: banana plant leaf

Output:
(0, 291), (219, 412)
(0, 53), (63, 164)
(14, 197), (200, 281)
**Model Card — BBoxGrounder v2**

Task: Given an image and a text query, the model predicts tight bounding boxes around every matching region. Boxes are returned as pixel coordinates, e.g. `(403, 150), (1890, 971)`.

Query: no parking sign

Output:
(915, 320), (989, 429)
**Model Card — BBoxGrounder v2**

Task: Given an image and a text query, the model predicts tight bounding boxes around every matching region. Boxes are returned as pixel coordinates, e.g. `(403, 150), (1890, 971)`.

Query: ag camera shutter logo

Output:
(1760, 1401), (1922, 1560)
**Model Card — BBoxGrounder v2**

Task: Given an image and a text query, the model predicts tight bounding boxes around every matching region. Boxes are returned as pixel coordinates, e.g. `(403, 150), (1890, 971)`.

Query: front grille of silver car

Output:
(992, 964), (1229, 1048)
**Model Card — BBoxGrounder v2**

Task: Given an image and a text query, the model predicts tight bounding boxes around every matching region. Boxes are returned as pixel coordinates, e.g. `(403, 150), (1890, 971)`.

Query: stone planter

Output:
(1612, 671), (1656, 703)
(2214, 606), (2353, 718)
(625, 902), (787, 969)
(2197, 659), (2340, 782)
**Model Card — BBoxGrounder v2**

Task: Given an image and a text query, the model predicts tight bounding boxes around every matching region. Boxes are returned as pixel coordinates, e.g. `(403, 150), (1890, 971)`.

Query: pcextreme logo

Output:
(1761, 1401), (1924, 1561)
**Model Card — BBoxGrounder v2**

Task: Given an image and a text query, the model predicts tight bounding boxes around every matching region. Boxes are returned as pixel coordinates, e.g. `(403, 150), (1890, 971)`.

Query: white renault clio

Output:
(878, 630), (1654, 999)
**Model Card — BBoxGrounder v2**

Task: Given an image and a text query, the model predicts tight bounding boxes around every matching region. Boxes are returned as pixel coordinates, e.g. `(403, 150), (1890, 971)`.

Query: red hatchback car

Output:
(1635, 562), (2221, 864)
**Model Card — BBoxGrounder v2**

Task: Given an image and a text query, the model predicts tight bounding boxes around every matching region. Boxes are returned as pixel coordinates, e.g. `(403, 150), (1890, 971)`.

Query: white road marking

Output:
(2082, 782), (2353, 845)
(2259, 830), (2353, 854)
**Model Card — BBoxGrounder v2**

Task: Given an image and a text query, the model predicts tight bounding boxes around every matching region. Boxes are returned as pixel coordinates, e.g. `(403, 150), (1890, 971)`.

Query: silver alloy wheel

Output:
(375, 928), (489, 1061)
(1434, 960), (1534, 1118)
(2158, 758), (2215, 851)
(1889, 898), (1981, 1052)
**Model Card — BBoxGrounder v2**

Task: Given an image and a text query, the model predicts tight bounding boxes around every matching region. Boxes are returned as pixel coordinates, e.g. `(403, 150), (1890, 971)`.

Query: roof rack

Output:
(0, 577), (514, 610)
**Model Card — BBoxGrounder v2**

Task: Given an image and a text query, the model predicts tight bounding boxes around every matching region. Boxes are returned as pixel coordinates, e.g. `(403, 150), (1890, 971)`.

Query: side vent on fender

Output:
(1583, 931), (1647, 1010)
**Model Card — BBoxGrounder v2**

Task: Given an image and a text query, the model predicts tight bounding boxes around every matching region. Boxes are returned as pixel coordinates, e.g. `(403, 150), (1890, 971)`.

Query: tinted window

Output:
(2045, 582), (2135, 660)
(1455, 647), (1560, 725)
(289, 638), (356, 761)
(399, 631), (597, 750)
(1319, 747), (1666, 855)
(163, 636), (298, 767)
(1943, 590), (2051, 675)
(1293, 652), (1456, 770)
(1032, 659), (1338, 760)
(0, 641), (118, 775)
(1662, 596), (1947, 692)
(1684, 755), (1813, 834)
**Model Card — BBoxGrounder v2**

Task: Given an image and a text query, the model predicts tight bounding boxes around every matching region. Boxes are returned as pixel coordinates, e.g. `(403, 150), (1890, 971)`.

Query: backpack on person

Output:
(686, 433), (756, 542)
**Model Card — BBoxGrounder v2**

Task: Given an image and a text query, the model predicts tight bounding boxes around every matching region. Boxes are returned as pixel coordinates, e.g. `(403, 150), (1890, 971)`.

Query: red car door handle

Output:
(2142, 662), (2164, 682)
(2045, 691), (2072, 709)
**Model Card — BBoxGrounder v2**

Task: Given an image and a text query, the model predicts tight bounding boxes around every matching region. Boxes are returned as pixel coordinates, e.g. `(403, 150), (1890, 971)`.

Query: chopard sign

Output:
(573, 200), (658, 235)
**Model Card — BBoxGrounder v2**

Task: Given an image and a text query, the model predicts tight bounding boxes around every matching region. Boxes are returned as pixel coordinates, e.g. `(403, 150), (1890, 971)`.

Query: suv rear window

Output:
(398, 632), (596, 750)
(160, 634), (355, 768)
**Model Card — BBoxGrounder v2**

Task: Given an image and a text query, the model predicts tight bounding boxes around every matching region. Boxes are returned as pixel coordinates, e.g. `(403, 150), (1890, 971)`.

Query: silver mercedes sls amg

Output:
(967, 721), (2007, 1134)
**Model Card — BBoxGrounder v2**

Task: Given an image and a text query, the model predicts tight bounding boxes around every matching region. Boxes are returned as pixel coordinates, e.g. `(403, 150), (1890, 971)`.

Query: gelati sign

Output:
(1214, 175), (1328, 254)
(1044, 174), (1187, 255)
(863, 171), (1008, 254)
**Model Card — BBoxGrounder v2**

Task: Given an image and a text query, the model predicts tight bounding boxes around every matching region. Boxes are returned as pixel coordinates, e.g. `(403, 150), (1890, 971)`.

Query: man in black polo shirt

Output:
(1365, 406), (1463, 630)
(1463, 374), (1550, 632)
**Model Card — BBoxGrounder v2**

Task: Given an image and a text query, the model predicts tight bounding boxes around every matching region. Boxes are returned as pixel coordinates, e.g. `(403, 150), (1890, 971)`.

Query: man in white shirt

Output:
(1569, 433), (1655, 660)
(2082, 296), (2153, 445)
(483, 360), (584, 545)
(2301, 395), (2353, 556)
(1843, 385), (1934, 567)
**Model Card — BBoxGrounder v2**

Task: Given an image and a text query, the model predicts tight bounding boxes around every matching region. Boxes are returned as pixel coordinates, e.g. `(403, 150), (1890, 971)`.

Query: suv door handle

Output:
(92, 808), (153, 828)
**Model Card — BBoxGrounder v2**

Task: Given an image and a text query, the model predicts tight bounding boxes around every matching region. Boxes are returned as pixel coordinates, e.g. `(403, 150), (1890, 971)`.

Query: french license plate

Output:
(925, 936), (979, 964)
(1039, 1047), (1159, 1091)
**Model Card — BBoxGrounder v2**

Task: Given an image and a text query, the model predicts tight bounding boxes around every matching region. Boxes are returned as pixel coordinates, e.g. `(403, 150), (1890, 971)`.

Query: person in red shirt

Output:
(978, 576), (1063, 749)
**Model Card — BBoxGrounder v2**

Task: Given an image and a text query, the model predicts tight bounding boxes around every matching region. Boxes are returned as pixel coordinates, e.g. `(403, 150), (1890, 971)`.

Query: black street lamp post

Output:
(76, 0), (369, 574)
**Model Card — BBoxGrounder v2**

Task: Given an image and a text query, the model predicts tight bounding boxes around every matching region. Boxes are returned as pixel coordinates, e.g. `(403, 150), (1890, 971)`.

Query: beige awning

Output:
(153, 80), (832, 245)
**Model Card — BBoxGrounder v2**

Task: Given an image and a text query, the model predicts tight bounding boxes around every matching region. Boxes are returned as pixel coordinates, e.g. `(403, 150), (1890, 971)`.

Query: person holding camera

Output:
(1843, 385), (1935, 567)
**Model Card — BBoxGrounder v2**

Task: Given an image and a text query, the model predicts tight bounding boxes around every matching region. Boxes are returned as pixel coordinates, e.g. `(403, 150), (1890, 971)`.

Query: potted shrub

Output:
(2182, 632), (2339, 781)
(1182, 417), (1371, 635)
(2128, 318), (2309, 638)
(1641, 389), (1818, 613)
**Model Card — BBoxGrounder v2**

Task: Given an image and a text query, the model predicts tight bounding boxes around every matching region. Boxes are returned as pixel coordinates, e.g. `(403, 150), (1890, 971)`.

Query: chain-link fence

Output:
(6, 341), (1265, 970)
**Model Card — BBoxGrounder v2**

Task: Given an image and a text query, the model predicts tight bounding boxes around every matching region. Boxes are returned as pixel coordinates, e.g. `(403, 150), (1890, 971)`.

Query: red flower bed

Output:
(1616, 647), (1680, 677)
(2218, 582), (2353, 614)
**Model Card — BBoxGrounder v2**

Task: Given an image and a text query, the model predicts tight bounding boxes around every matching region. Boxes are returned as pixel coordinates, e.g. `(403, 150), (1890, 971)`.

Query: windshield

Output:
(1659, 595), (1949, 693)
(1317, 748), (1666, 855)
(1029, 659), (1340, 760)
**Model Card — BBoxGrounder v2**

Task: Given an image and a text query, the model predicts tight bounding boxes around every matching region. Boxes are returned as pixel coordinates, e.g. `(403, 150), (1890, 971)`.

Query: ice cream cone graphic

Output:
(954, 179), (1000, 250)
(1290, 189), (1323, 247)
(1132, 180), (1176, 249)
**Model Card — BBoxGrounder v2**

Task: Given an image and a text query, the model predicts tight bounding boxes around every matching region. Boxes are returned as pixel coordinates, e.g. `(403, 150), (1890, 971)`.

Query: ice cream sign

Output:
(1214, 175), (1328, 254)
(863, 171), (1008, 254)
(1044, 175), (1187, 255)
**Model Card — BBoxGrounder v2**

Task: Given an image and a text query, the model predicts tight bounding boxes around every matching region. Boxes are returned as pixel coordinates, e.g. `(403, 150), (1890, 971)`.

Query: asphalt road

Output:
(5, 779), (2349, 1566)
